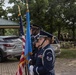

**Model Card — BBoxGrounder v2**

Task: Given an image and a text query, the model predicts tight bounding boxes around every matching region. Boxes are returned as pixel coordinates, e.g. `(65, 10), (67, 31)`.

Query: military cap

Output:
(30, 24), (42, 30)
(38, 30), (53, 39)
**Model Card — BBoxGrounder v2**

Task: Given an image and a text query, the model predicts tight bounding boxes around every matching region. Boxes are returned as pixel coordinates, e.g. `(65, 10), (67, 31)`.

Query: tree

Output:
(29, 0), (49, 28)
(63, 0), (76, 40)
(0, 2), (6, 18)
(0, 0), (75, 40)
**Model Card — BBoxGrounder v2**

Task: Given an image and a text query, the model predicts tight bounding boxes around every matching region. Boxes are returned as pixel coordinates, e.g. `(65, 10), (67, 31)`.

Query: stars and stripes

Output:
(16, 5), (26, 75)
(16, 0), (32, 75)
(16, 36), (26, 75)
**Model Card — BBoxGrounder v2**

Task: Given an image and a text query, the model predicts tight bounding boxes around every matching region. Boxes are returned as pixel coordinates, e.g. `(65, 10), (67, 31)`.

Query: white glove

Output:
(29, 65), (34, 75)
(29, 59), (32, 63)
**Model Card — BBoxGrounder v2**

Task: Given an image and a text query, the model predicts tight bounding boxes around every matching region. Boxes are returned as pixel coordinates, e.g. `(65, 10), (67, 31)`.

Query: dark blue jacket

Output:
(33, 44), (55, 75)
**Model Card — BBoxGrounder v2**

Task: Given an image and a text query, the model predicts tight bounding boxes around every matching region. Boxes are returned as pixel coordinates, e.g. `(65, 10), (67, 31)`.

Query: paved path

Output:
(0, 58), (76, 75)
(55, 58), (76, 75)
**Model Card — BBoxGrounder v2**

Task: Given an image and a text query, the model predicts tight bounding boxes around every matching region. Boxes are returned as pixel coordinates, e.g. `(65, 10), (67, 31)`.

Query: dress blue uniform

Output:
(33, 44), (55, 75)
(29, 31), (55, 75)
(32, 31), (55, 75)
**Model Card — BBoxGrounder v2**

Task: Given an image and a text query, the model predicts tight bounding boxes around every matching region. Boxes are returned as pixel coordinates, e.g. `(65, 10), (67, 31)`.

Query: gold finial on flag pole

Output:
(26, 0), (29, 12)
(18, 5), (21, 16)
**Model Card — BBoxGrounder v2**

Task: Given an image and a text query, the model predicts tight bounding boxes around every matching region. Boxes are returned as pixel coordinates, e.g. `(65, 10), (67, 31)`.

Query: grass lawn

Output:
(57, 48), (76, 59)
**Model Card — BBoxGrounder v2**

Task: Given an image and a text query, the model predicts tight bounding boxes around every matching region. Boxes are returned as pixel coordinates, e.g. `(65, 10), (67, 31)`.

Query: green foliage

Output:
(0, 3), (6, 17)
(0, 0), (76, 40)
(5, 29), (19, 36)
(29, 0), (48, 26)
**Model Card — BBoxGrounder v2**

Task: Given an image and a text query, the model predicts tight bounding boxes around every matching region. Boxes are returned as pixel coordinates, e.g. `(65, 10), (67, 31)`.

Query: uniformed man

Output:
(29, 30), (55, 75)
(30, 24), (42, 36)
(29, 24), (42, 65)
(30, 24), (42, 51)
(29, 24), (42, 75)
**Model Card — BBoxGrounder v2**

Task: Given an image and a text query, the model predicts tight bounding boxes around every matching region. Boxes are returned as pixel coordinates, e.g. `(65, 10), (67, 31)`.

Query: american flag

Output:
(16, 1), (32, 74)
(16, 5), (26, 75)
(16, 35), (26, 75)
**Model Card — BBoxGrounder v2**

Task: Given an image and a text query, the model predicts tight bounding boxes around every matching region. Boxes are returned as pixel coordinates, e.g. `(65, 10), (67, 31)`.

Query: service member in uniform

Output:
(29, 24), (42, 65)
(29, 25), (42, 75)
(30, 24), (42, 36)
(30, 24), (42, 51)
(29, 30), (55, 75)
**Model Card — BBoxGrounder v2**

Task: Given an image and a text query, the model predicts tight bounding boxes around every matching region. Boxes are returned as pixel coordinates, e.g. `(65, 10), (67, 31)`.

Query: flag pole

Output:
(26, 0), (29, 11)
(18, 5), (24, 35)
(18, 5), (28, 75)
(18, 5), (21, 16)
(25, 0), (30, 75)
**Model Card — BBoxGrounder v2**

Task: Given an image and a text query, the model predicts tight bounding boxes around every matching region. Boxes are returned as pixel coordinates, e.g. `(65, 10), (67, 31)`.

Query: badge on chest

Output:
(38, 55), (42, 58)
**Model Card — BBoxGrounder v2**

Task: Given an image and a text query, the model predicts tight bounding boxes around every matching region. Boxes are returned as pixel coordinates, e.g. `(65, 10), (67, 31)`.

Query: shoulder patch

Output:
(46, 56), (52, 61)
(47, 52), (52, 55)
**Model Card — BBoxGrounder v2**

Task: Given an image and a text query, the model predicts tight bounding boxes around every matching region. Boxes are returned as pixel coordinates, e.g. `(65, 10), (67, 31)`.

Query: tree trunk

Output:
(72, 23), (75, 41)
(0, 28), (4, 35)
(49, 24), (53, 34)
(58, 24), (61, 40)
